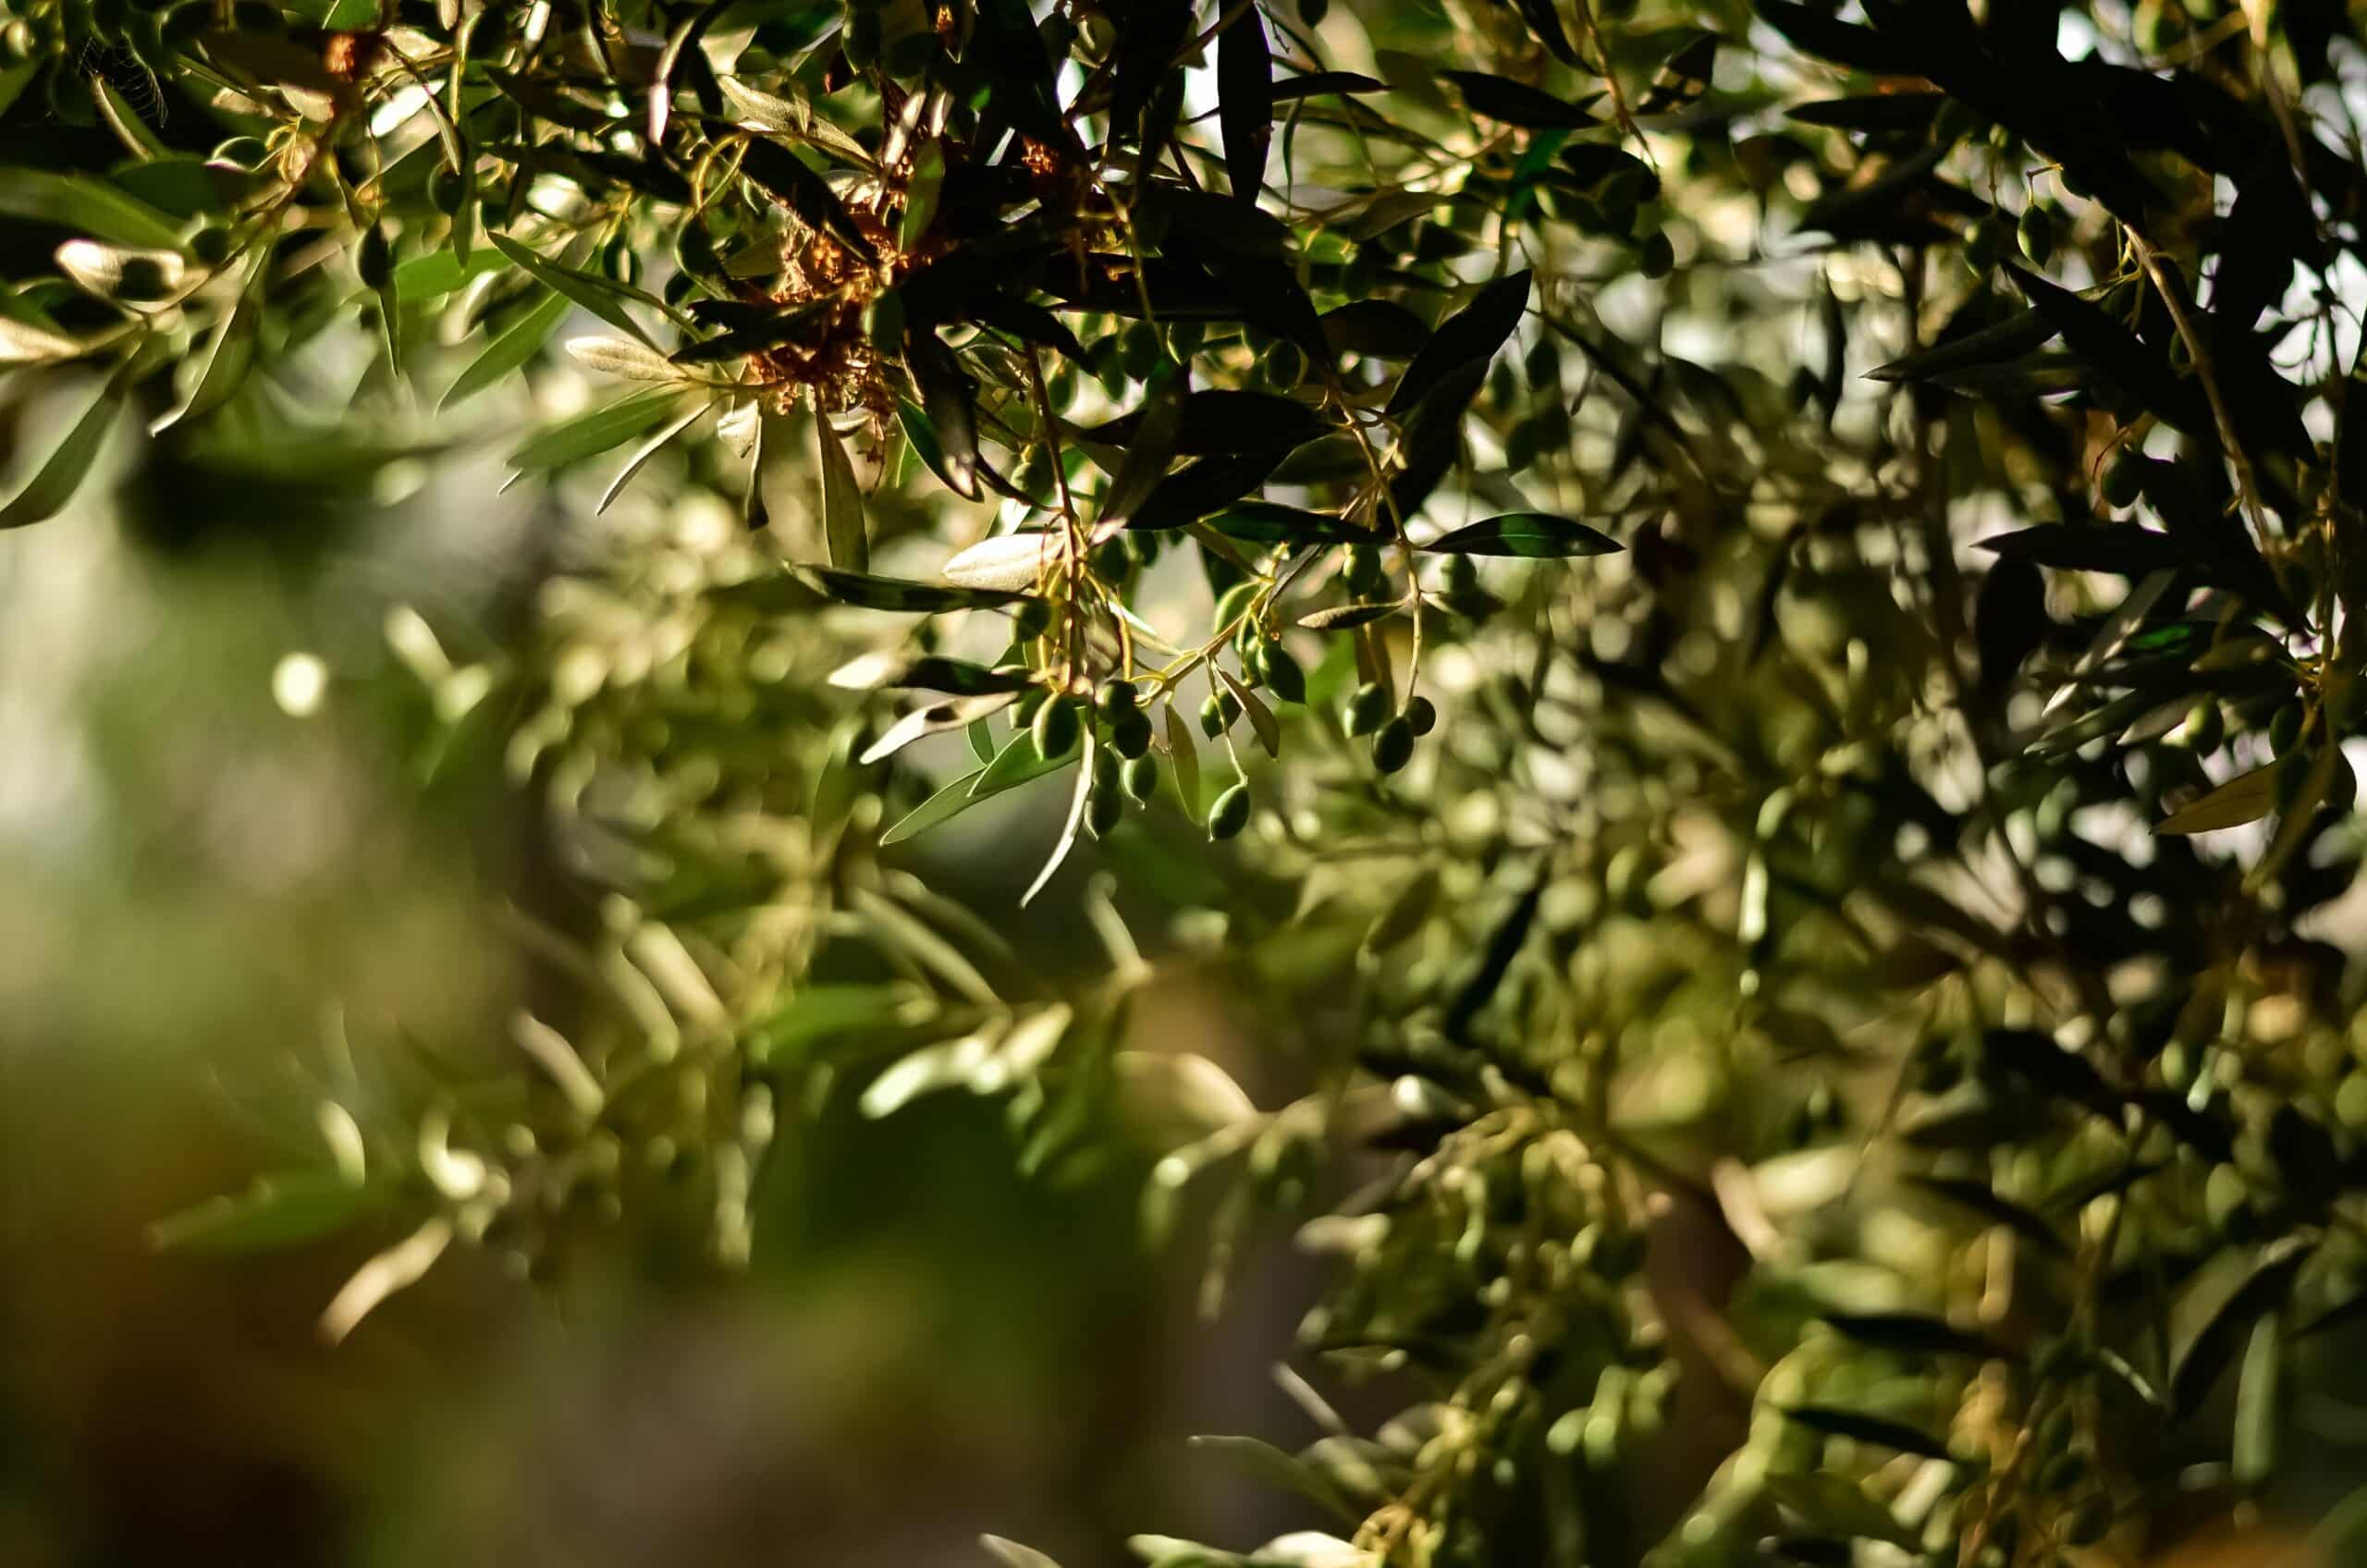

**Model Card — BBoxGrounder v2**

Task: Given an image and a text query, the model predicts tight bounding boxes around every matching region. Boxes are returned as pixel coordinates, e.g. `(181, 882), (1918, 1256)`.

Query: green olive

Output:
(1033, 696), (1080, 760)
(1122, 753), (1159, 804)
(1109, 709), (1152, 759)
(1373, 715), (1415, 774)
(1345, 682), (1388, 737)
(1208, 782), (1252, 840)
(1404, 695), (1437, 736)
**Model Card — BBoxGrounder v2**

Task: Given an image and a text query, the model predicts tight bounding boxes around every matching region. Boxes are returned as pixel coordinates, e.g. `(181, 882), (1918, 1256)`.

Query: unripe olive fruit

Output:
(1109, 710), (1152, 759)
(1096, 680), (1139, 721)
(1345, 681), (1389, 737)
(2269, 699), (2305, 756)
(2018, 204), (2055, 265)
(1088, 781), (1124, 838)
(1122, 753), (1159, 804)
(1373, 715), (1415, 774)
(1208, 782), (1252, 840)
(1405, 695), (1437, 736)
(1033, 696), (1080, 759)
(357, 222), (393, 289)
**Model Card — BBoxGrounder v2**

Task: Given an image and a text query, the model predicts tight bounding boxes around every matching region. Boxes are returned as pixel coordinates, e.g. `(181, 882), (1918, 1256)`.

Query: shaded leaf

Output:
(1422, 513), (1621, 557)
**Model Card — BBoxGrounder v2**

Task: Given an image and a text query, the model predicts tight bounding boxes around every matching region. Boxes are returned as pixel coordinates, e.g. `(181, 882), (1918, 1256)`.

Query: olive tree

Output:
(6, 0), (2367, 1563)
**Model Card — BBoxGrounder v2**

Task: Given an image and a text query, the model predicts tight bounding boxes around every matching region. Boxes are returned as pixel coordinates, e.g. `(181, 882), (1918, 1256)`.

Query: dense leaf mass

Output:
(11, 0), (2367, 1563)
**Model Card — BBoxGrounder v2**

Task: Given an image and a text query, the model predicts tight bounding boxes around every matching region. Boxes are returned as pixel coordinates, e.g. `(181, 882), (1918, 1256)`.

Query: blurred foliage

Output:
(9, 0), (2367, 1566)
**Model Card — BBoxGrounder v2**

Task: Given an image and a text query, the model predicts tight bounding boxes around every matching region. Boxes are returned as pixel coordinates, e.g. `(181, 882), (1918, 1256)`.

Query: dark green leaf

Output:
(1422, 513), (1622, 557)
(507, 388), (692, 472)
(905, 329), (980, 499)
(1218, 2), (1274, 205)
(816, 412), (869, 572)
(1820, 1311), (2010, 1362)
(0, 379), (117, 529)
(439, 288), (570, 411)
(1387, 271), (1530, 419)
(793, 565), (1038, 614)
(1439, 70), (1595, 129)
(2170, 1236), (2313, 1418)
(741, 138), (877, 261)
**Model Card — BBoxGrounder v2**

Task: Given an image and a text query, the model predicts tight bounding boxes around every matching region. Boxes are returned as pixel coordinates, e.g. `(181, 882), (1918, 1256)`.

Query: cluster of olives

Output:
(1010, 678), (1161, 836)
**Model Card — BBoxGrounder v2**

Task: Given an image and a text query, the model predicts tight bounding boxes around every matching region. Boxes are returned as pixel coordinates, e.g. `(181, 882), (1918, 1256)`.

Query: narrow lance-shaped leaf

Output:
(816, 412), (869, 572)
(488, 232), (669, 348)
(740, 138), (877, 261)
(905, 329), (979, 499)
(2171, 1236), (2312, 1418)
(793, 565), (1039, 613)
(507, 387), (690, 472)
(1422, 513), (1622, 557)
(440, 287), (571, 411)
(151, 288), (259, 435)
(1440, 70), (1595, 129)
(1778, 1406), (1956, 1462)
(596, 403), (706, 514)
(1022, 730), (1098, 907)
(1218, 1), (1274, 206)
(1388, 272), (1531, 419)
(0, 378), (118, 529)
(1166, 701), (1203, 822)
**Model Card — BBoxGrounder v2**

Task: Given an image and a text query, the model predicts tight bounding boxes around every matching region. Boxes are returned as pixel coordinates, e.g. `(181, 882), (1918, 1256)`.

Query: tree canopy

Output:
(8, 0), (2367, 1563)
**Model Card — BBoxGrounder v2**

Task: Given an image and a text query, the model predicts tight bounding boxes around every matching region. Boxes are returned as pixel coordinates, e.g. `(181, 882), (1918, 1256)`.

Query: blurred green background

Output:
(0, 414), (1318, 1568)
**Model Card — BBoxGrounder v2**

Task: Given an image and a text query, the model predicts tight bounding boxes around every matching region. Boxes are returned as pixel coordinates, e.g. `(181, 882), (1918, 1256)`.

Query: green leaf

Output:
(507, 387), (691, 472)
(2231, 1316), (2282, 1488)
(1421, 513), (1622, 557)
(863, 693), (1023, 767)
(1213, 502), (1369, 546)
(2171, 1236), (2313, 1418)
(1100, 368), (1185, 527)
(1904, 1175), (2069, 1256)
(1215, 666), (1280, 758)
(595, 403), (706, 514)
(1187, 1436), (1359, 1525)
(1820, 1310), (2008, 1362)
(0, 380), (117, 529)
(795, 565), (1039, 614)
(1217, 0), (1274, 204)
(1779, 1405), (1956, 1462)
(1758, 1472), (1919, 1550)
(828, 655), (1033, 697)
(1022, 730), (1098, 906)
(1299, 601), (1402, 631)
(487, 232), (668, 348)
(439, 287), (571, 411)
(0, 167), (180, 247)
(1439, 69), (1596, 129)
(149, 1171), (385, 1256)
(906, 328), (980, 499)
(970, 730), (1053, 798)
(149, 288), (259, 435)
(816, 412), (869, 572)
(2157, 764), (2279, 835)
(882, 743), (1074, 845)
(1387, 272), (1530, 420)
(981, 1537), (1065, 1568)
(748, 984), (929, 1064)
(740, 138), (877, 260)
(394, 243), (511, 301)
(1165, 703), (1204, 823)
